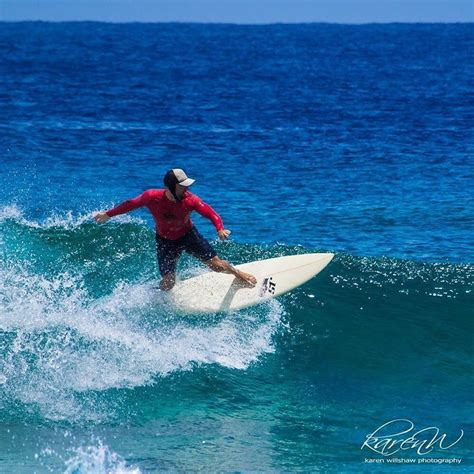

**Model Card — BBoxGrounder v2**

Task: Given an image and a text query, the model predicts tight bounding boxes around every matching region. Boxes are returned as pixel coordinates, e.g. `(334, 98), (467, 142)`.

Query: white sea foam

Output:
(63, 441), (141, 474)
(0, 204), (145, 229)
(0, 263), (284, 422)
(0, 204), (25, 222)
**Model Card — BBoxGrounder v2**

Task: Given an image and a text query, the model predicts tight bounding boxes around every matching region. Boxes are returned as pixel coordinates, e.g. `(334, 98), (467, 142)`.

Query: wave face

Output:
(0, 213), (472, 470)
(0, 212), (284, 421)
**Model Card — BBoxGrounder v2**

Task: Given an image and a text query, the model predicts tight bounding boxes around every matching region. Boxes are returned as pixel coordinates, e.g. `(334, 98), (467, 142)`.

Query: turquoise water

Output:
(1, 22), (473, 472)
(0, 216), (472, 471)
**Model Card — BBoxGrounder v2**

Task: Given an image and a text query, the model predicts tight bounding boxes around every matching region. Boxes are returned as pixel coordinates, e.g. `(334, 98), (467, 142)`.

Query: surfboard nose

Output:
(322, 252), (335, 262)
(307, 252), (334, 265)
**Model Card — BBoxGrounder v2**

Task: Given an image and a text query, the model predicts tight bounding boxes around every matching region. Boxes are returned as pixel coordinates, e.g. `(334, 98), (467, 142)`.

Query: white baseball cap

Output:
(171, 168), (195, 186)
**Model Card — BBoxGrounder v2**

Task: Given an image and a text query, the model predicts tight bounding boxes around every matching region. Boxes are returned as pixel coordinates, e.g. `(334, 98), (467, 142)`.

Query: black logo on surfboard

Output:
(260, 277), (276, 297)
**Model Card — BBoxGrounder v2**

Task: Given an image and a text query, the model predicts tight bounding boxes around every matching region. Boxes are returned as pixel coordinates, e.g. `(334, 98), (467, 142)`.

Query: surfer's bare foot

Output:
(237, 271), (257, 287)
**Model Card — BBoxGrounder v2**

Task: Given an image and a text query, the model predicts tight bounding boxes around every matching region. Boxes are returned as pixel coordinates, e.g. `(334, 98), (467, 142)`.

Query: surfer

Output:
(94, 168), (257, 291)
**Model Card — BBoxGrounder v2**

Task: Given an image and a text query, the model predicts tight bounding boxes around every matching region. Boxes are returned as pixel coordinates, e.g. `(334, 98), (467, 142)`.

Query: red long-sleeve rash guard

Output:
(105, 189), (224, 240)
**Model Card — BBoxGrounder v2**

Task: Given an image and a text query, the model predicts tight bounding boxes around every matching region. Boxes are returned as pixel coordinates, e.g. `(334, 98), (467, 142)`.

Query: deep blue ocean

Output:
(0, 22), (473, 472)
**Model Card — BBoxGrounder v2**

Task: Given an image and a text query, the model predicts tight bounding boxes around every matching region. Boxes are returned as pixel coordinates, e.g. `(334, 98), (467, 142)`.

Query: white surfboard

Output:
(170, 252), (334, 313)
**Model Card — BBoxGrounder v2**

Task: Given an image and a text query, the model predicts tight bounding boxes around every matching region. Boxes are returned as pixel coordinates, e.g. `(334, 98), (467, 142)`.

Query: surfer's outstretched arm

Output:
(94, 191), (151, 223)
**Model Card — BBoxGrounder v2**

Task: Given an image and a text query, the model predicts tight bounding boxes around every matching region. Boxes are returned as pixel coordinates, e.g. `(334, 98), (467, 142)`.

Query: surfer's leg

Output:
(182, 227), (256, 287)
(183, 227), (257, 286)
(156, 233), (182, 291)
(183, 226), (217, 262)
(159, 272), (176, 291)
(205, 256), (257, 288)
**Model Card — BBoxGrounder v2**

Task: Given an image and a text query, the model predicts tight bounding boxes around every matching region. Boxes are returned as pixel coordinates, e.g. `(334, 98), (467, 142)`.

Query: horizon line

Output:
(1, 19), (472, 26)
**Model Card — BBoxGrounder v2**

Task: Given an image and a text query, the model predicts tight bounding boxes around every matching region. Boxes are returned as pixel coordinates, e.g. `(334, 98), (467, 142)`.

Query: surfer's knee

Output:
(207, 256), (229, 273)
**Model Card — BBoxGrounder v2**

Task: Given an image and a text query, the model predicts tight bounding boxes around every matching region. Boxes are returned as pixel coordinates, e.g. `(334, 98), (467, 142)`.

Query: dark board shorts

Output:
(155, 226), (217, 276)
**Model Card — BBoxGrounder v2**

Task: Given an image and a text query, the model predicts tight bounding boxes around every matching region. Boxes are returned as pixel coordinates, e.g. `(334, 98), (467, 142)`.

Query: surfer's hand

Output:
(94, 212), (110, 224)
(218, 229), (231, 240)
